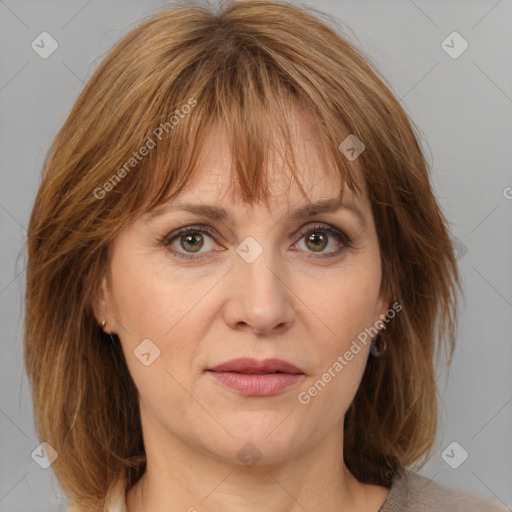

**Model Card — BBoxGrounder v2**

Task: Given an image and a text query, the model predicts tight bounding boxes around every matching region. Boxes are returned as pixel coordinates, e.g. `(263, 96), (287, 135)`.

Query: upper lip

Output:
(207, 357), (304, 375)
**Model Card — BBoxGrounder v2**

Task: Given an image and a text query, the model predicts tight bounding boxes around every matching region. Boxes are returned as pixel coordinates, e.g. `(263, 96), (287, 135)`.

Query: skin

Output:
(94, 106), (392, 512)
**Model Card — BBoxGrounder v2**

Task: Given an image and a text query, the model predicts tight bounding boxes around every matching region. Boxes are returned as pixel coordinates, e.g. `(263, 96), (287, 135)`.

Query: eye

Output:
(292, 222), (352, 259)
(161, 222), (352, 260)
(161, 225), (219, 260)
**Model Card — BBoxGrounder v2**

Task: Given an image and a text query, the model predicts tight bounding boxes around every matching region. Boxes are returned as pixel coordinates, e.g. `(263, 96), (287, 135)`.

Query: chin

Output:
(199, 412), (309, 467)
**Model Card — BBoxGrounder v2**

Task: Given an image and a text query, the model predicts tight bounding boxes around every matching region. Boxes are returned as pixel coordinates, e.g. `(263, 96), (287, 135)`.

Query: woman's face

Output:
(95, 110), (390, 467)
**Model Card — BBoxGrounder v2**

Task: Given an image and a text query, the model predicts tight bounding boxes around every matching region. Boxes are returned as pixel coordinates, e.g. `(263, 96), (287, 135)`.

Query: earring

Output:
(370, 331), (387, 357)
(100, 319), (117, 344)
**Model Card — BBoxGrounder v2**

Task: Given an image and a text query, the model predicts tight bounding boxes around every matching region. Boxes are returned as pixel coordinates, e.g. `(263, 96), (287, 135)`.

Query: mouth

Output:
(206, 358), (305, 396)
(207, 357), (304, 375)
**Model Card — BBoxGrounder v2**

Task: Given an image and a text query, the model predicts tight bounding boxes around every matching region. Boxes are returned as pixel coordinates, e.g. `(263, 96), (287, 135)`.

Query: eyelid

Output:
(161, 221), (352, 259)
(162, 221), (347, 244)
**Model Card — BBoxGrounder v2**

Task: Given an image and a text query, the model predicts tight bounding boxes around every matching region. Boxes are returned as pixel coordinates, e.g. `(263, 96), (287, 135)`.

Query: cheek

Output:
(108, 251), (220, 383)
(294, 261), (381, 412)
(109, 248), (205, 340)
(303, 261), (382, 346)
(296, 274), (377, 422)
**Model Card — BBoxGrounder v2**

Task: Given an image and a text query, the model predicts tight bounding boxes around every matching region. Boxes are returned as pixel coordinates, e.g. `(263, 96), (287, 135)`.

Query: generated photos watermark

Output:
(297, 301), (402, 405)
(93, 97), (197, 200)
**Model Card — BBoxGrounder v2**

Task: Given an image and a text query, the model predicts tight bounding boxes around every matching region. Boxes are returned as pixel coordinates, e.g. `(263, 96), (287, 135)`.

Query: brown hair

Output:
(24, 0), (461, 510)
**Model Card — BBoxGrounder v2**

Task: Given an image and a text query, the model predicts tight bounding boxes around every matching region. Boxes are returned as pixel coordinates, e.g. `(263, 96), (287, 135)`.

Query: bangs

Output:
(109, 34), (364, 223)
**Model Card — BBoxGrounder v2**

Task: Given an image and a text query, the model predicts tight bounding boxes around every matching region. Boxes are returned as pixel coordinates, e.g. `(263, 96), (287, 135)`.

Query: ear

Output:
(375, 287), (393, 329)
(89, 271), (115, 335)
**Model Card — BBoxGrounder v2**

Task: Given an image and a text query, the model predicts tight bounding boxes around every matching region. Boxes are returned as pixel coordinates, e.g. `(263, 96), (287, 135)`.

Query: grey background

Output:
(1, 0), (511, 510)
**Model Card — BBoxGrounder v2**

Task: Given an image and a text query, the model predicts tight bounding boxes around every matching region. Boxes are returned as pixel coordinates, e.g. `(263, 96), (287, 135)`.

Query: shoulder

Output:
(380, 469), (510, 512)
(66, 475), (127, 512)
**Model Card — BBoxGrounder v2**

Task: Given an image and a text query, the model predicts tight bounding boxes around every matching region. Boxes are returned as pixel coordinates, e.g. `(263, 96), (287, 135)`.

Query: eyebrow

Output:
(143, 197), (367, 230)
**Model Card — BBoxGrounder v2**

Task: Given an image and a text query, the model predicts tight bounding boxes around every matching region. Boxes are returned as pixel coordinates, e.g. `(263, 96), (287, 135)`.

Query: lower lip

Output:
(207, 371), (304, 396)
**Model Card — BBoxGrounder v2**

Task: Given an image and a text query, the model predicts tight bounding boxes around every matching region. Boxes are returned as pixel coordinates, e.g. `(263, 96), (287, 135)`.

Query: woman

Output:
(23, 1), (507, 511)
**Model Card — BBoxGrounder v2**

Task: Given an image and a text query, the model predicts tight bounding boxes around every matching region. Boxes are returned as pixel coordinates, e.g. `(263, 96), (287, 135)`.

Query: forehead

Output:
(140, 103), (370, 227)
(173, 113), (362, 208)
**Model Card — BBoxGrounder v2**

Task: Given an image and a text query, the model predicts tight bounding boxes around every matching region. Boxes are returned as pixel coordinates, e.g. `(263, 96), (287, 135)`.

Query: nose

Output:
(222, 243), (295, 336)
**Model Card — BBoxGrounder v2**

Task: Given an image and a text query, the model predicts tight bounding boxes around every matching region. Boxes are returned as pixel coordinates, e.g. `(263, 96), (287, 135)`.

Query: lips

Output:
(207, 357), (304, 375)
(206, 358), (305, 396)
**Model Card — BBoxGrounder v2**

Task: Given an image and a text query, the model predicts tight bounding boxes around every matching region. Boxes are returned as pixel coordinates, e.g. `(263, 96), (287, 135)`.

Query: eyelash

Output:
(161, 223), (352, 262)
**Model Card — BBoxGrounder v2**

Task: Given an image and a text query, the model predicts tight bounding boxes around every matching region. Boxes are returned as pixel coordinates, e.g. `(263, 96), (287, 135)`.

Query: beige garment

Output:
(96, 468), (509, 511)
(377, 468), (509, 512)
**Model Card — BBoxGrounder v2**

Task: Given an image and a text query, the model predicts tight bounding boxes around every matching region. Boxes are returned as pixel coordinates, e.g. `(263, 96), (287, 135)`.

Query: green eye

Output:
(162, 223), (351, 261)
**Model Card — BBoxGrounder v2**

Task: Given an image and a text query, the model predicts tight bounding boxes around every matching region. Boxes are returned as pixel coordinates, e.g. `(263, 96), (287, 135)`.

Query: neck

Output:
(125, 424), (388, 512)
